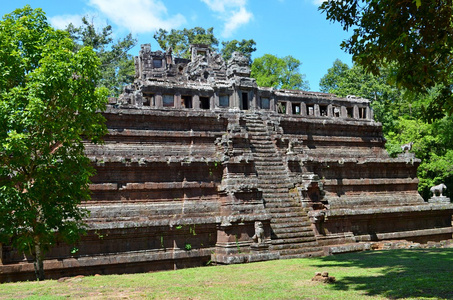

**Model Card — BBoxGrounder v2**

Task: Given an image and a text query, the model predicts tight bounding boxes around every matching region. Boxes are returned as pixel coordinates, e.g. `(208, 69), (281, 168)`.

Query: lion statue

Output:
(252, 221), (265, 244)
(430, 183), (447, 197)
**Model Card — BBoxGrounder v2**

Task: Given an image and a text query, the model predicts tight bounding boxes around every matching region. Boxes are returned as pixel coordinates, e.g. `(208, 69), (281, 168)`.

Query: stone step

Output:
(250, 136), (271, 140)
(270, 217), (310, 225)
(250, 138), (272, 143)
(267, 207), (308, 214)
(271, 217), (311, 224)
(271, 236), (317, 245)
(271, 241), (319, 251)
(254, 166), (288, 173)
(251, 146), (275, 151)
(261, 191), (291, 196)
(264, 202), (301, 208)
(257, 176), (290, 181)
(268, 211), (307, 219)
(252, 149), (278, 154)
(261, 188), (290, 193)
(247, 126), (267, 131)
(280, 249), (325, 259)
(263, 201), (298, 208)
(245, 121), (265, 125)
(254, 162), (285, 168)
(278, 244), (322, 255)
(271, 220), (310, 228)
(257, 177), (289, 182)
(259, 184), (290, 190)
(254, 157), (282, 163)
(262, 196), (293, 202)
(273, 226), (313, 235)
(258, 176), (289, 181)
(251, 143), (275, 148)
(271, 221), (312, 229)
(272, 230), (314, 239)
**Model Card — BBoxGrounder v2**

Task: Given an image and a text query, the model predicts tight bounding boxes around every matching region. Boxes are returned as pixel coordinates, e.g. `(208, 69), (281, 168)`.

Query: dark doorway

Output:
(242, 92), (249, 110)
(200, 97), (210, 109)
(182, 95), (192, 108)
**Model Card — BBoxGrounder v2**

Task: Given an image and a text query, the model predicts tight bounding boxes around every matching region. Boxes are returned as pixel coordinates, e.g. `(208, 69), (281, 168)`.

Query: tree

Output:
(221, 39), (256, 65)
(320, 0), (453, 115)
(66, 17), (137, 96)
(0, 6), (108, 280)
(154, 27), (219, 59)
(319, 59), (349, 93)
(251, 54), (310, 90)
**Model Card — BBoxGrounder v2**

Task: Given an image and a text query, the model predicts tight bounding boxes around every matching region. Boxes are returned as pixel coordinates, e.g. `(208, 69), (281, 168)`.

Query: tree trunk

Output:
(33, 239), (45, 281)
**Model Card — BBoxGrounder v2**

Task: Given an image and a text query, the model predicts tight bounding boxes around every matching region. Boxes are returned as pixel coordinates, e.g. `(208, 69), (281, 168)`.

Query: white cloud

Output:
(312, 0), (326, 6)
(201, 0), (253, 38)
(222, 7), (253, 38)
(201, 0), (247, 13)
(49, 14), (85, 30)
(87, 0), (186, 33)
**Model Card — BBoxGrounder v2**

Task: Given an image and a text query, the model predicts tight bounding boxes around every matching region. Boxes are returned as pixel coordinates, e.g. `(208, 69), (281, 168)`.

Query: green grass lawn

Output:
(1, 248), (453, 299)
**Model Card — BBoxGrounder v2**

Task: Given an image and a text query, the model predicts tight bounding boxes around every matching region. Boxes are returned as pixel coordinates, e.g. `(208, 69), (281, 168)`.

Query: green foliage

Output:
(66, 17), (137, 96)
(220, 39), (256, 65)
(184, 243), (192, 251)
(320, 0), (453, 115)
(154, 27), (219, 59)
(0, 6), (108, 280)
(319, 59), (349, 93)
(251, 54), (310, 90)
(386, 116), (453, 199)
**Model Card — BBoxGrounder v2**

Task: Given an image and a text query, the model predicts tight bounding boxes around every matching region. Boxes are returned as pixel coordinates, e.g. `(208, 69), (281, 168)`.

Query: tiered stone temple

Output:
(1, 44), (452, 281)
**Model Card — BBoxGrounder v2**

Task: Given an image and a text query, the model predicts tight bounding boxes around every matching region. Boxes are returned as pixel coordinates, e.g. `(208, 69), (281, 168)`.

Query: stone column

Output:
(300, 102), (307, 116)
(192, 95), (200, 109)
(270, 96), (276, 112)
(353, 105), (359, 119)
(327, 104), (333, 117)
(175, 92), (182, 108)
(366, 107), (373, 120)
(210, 95), (215, 110)
(234, 90), (241, 109)
(155, 92), (163, 108)
(341, 106), (348, 118)
(214, 92), (219, 108)
(251, 90), (257, 110)
(314, 104), (320, 117)
(286, 101), (292, 114)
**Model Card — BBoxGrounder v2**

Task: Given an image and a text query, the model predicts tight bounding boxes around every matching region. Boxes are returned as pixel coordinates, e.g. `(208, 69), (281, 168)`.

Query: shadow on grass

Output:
(311, 248), (453, 299)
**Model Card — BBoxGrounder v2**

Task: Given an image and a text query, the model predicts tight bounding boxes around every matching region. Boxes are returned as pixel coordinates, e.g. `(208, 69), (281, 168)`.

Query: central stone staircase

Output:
(245, 113), (323, 258)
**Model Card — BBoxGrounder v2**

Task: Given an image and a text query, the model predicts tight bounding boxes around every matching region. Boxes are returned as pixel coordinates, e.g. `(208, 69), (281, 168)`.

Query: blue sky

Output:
(1, 0), (354, 91)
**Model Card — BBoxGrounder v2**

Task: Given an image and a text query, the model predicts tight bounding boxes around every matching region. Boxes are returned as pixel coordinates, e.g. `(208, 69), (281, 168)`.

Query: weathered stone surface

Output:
(1, 43), (452, 282)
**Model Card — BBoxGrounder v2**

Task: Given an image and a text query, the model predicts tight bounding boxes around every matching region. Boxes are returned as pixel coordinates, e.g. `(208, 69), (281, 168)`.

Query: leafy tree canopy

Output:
(66, 17), (137, 96)
(319, 59), (349, 94)
(251, 54), (310, 90)
(154, 27), (219, 59)
(320, 0), (453, 115)
(221, 39), (256, 65)
(0, 6), (108, 280)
